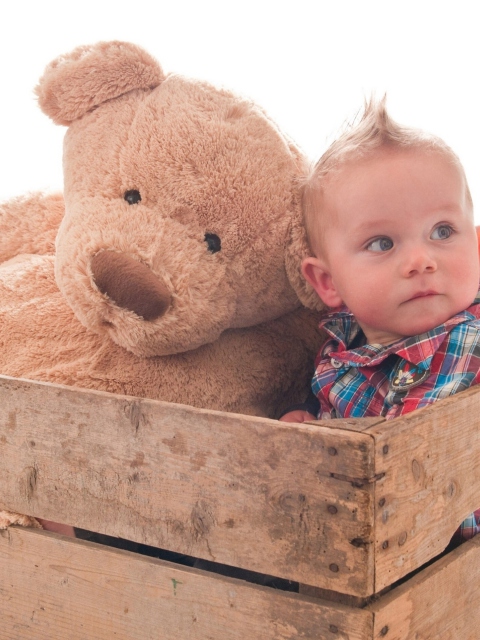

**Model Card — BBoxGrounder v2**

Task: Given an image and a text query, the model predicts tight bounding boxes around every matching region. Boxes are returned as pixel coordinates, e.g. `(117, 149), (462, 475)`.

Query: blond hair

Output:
(304, 97), (472, 255)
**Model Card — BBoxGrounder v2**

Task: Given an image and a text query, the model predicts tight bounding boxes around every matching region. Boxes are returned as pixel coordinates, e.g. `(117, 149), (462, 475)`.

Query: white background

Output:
(1, 1), (479, 220)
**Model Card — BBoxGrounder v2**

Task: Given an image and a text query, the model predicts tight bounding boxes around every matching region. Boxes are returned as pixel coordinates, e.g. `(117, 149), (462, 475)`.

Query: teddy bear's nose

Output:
(90, 251), (171, 321)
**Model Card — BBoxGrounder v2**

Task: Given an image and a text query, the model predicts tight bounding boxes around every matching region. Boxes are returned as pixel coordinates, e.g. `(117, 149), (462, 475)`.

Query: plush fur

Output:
(0, 41), (325, 525)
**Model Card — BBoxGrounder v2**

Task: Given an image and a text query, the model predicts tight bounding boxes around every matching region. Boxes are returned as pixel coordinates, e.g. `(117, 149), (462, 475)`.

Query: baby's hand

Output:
(37, 518), (76, 537)
(279, 410), (317, 423)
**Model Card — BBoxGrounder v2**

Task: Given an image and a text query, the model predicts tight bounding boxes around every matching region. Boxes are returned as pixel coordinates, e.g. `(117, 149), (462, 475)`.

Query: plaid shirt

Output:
(313, 291), (480, 541)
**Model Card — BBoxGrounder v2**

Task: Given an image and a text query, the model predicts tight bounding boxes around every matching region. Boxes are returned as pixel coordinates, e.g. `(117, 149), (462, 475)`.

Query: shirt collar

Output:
(319, 290), (480, 370)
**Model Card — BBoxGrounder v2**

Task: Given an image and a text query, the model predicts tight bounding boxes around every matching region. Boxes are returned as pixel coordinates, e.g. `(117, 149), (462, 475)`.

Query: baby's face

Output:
(307, 148), (480, 345)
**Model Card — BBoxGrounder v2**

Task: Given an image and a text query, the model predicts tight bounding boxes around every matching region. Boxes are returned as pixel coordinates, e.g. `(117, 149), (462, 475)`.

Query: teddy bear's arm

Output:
(0, 192), (64, 264)
(0, 509), (42, 530)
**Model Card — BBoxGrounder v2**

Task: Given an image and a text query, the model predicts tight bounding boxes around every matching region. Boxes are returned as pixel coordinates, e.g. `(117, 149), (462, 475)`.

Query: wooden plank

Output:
(306, 417), (386, 433)
(368, 535), (480, 639)
(0, 375), (376, 596)
(0, 526), (374, 640)
(298, 583), (371, 609)
(365, 384), (480, 592)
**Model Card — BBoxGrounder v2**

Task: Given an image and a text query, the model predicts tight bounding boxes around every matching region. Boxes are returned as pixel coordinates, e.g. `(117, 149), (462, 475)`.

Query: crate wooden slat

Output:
(368, 533), (480, 639)
(366, 384), (480, 592)
(0, 375), (376, 596)
(0, 526), (373, 640)
(2, 515), (480, 639)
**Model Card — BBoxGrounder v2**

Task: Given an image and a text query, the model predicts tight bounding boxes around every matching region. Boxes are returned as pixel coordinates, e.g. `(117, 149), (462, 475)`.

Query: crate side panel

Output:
(0, 527), (374, 640)
(0, 375), (375, 595)
(369, 535), (480, 639)
(368, 385), (480, 591)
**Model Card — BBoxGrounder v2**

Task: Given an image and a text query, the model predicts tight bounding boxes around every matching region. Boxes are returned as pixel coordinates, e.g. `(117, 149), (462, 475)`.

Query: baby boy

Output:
(283, 99), (480, 541)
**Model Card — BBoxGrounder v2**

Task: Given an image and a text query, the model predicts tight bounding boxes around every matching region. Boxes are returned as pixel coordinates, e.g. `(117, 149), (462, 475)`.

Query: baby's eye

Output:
(366, 237), (393, 252)
(431, 225), (453, 240)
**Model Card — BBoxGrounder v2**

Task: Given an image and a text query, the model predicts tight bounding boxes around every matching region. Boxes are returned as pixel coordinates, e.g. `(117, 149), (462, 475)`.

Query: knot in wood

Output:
(22, 464), (39, 501)
(124, 401), (146, 434)
(411, 459), (423, 483)
(398, 531), (407, 546)
(191, 500), (215, 539)
(277, 492), (307, 515)
(447, 481), (457, 498)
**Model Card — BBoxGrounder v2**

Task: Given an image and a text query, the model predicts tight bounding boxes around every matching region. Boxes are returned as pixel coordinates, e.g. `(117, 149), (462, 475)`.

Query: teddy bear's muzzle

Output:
(90, 251), (171, 321)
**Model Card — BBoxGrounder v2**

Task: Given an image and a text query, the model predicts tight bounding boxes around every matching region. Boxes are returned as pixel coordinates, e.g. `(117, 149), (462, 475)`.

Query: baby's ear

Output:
(36, 41), (165, 125)
(302, 257), (343, 309)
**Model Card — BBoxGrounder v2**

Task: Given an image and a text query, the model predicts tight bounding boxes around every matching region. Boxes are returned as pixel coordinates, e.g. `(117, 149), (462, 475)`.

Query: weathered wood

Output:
(298, 582), (371, 609)
(306, 417), (386, 432)
(365, 384), (480, 592)
(0, 526), (374, 640)
(3, 373), (480, 637)
(0, 375), (376, 595)
(368, 535), (480, 639)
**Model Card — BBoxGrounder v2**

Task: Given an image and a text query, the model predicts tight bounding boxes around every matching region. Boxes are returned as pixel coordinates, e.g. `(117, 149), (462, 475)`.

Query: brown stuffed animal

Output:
(0, 41), (323, 421)
(0, 43), (325, 529)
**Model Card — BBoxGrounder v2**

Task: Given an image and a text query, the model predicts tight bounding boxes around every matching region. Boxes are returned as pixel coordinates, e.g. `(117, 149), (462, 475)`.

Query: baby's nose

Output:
(403, 245), (437, 276)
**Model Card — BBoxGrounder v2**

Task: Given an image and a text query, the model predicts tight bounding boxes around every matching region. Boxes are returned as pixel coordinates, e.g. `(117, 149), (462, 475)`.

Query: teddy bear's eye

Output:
(124, 190), (142, 205)
(204, 233), (221, 253)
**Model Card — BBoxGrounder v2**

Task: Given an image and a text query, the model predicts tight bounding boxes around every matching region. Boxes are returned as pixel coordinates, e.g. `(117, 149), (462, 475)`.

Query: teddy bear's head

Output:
(36, 42), (321, 357)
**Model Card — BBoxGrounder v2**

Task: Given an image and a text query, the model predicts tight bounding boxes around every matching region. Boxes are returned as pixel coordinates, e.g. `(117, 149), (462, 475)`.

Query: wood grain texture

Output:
(0, 375), (376, 595)
(368, 535), (480, 639)
(306, 417), (386, 433)
(0, 526), (373, 640)
(366, 384), (480, 592)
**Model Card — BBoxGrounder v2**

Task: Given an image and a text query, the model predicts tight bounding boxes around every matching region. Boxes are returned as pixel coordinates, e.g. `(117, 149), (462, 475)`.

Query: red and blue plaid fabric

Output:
(312, 291), (480, 542)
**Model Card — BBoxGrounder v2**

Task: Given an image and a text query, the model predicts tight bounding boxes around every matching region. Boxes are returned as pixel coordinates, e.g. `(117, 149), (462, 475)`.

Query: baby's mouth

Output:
(408, 290), (439, 301)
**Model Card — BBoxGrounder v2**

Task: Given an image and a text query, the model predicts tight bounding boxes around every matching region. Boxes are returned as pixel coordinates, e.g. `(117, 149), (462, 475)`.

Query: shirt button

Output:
(331, 358), (343, 369)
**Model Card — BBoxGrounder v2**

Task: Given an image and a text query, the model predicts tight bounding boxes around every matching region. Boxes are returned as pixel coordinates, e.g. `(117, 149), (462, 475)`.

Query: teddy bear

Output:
(0, 41), (324, 528)
(0, 40), (324, 414)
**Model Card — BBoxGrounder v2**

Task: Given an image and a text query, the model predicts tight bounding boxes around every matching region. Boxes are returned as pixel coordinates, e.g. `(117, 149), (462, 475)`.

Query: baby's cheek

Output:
(450, 253), (479, 301)
(351, 303), (389, 330)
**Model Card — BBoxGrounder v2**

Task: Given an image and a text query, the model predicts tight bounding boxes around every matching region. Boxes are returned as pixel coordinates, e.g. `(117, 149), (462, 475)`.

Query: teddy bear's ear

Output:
(36, 41), (165, 126)
(285, 183), (325, 312)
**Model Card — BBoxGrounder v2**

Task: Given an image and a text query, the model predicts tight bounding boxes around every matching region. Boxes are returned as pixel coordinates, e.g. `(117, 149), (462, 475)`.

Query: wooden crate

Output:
(1, 373), (480, 638)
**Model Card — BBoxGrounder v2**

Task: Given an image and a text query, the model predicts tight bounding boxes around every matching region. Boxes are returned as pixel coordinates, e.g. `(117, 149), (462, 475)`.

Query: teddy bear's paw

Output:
(0, 192), (65, 264)
(0, 510), (42, 530)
